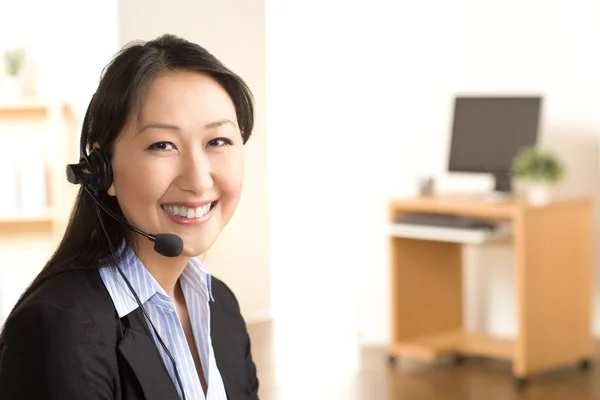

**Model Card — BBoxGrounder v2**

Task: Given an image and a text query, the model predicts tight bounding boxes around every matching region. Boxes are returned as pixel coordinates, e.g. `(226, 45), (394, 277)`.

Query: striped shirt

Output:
(98, 244), (227, 400)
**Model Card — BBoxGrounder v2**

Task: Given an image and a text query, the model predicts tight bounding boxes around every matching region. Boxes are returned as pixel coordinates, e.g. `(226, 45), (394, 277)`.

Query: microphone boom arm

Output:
(82, 185), (157, 242)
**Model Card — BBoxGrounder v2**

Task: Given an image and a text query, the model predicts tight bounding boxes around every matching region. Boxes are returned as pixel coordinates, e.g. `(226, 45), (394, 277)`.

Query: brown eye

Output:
(147, 141), (175, 151)
(208, 138), (232, 147)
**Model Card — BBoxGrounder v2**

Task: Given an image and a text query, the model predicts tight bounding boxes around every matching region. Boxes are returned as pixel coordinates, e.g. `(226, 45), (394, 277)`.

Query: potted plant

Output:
(512, 146), (565, 205)
(0, 47), (26, 103)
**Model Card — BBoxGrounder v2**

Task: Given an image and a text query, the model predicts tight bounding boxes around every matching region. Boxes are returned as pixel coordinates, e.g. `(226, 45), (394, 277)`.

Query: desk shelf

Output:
(389, 330), (514, 362)
(388, 222), (512, 244)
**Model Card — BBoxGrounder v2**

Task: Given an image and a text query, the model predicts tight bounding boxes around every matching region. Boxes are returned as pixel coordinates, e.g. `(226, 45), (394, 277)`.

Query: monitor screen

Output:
(448, 96), (541, 175)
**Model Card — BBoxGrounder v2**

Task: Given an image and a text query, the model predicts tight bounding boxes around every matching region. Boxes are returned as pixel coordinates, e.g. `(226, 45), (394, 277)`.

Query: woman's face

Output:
(107, 70), (245, 257)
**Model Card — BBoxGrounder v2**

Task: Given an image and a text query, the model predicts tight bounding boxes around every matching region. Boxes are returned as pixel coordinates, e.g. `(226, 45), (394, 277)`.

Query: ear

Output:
(92, 141), (117, 197)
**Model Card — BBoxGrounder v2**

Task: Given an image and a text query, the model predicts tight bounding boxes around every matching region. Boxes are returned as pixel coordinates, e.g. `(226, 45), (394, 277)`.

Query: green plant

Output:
(512, 146), (565, 183)
(3, 47), (25, 77)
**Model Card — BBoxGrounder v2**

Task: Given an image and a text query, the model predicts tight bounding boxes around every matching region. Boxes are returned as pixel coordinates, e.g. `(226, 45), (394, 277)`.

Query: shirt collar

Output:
(101, 243), (214, 318)
(183, 257), (215, 302)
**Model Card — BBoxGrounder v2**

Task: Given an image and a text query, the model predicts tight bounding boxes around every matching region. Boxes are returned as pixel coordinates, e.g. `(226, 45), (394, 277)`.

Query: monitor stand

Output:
(466, 173), (514, 203)
(480, 191), (511, 203)
(493, 172), (512, 193)
(483, 173), (513, 203)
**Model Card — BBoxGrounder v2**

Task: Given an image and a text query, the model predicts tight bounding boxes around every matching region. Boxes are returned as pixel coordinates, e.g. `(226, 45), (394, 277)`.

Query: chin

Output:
(180, 241), (216, 258)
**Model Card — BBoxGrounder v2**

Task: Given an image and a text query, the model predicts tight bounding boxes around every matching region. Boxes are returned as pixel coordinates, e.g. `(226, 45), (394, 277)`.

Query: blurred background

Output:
(1, 1), (600, 399)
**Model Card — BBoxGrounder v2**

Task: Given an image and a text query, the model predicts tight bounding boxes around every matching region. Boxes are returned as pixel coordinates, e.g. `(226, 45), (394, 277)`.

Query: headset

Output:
(65, 96), (187, 400)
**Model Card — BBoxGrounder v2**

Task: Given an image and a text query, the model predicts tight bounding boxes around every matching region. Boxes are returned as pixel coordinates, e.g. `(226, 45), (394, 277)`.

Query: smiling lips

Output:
(161, 201), (217, 224)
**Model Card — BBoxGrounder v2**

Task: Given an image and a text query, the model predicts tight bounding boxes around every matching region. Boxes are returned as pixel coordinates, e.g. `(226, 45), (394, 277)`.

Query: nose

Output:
(177, 151), (214, 194)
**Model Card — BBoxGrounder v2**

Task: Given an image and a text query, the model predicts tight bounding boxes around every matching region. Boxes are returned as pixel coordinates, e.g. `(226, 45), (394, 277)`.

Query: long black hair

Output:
(0, 34), (254, 342)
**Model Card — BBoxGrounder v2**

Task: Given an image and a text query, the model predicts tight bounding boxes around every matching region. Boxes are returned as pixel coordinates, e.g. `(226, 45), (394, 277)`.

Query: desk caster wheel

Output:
(578, 359), (592, 371)
(387, 354), (398, 366)
(452, 355), (466, 365)
(514, 377), (528, 390)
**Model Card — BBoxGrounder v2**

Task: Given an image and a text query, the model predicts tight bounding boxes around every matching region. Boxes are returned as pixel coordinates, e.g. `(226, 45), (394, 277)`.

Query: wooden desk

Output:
(387, 195), (594, 388)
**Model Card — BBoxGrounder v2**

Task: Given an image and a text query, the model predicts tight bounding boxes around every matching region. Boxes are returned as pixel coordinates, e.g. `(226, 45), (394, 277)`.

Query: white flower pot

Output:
(0, 75), (21, 104)
(525, 182), (553, 206)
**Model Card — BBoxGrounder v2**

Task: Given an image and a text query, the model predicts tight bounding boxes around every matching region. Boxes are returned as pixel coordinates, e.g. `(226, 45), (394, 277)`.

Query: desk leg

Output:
(514, 203), (594, 379)
(389, 238), (463, 344)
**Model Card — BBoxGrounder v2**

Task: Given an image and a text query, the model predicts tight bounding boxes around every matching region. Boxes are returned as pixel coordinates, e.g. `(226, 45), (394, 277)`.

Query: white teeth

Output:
(196, 204), (211, 217)
(161, 203), (214, 219)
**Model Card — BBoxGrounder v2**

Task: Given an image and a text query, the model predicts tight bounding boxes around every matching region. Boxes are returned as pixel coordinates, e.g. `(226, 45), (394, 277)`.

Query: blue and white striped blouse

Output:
(98, 244), (227, 400)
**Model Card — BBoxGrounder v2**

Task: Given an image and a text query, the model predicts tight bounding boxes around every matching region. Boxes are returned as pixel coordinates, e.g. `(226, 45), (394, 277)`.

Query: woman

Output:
(0, 34), (259, 400)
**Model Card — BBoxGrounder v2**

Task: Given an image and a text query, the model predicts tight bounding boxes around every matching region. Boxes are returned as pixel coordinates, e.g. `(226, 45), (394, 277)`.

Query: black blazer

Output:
(0, 268), (259, 399)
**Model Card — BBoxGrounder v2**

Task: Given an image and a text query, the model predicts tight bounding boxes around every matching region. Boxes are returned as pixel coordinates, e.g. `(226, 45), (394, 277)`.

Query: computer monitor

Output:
(448, 96), (542, 192)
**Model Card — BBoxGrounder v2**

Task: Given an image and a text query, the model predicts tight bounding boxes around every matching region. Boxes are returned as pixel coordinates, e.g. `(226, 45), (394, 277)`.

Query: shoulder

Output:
(18, 268), (114, 314)
(3, 268), (119, 347)
(0, 269), (118, 398)
(210, 276), (242, 313)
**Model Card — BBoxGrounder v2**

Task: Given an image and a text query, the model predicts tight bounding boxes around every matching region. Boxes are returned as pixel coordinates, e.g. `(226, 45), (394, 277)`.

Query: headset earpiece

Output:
(87, 148), (113, 193)
(65, 149), (113, 194)
(65, 94), (113, 194)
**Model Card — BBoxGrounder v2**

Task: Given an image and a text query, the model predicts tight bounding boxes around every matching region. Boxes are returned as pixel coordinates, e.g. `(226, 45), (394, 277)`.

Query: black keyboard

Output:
(396, 213), (496, 230)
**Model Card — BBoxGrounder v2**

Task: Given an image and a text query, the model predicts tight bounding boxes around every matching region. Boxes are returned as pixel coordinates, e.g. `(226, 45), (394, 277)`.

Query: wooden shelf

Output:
(0, 214), (54, 234)
(0, 213), (53, 222)
(0, 102), (74, 122)
(0, 102), (49, 120)
(389, 329), (515, 362)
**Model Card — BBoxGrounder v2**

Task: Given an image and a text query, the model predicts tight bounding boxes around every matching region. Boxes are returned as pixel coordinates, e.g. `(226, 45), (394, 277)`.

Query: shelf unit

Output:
(387, 195), (594, 388)
(0, 102), (78, 236)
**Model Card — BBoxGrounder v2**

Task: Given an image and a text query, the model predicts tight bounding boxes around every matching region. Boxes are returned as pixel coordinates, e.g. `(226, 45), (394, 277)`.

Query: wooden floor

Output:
(248, 322), (600, 400)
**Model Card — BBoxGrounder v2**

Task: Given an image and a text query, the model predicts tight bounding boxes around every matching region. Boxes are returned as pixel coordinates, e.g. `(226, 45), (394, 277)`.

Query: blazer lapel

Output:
(117, 309), (181, 400)
(210, 298), (244, 398)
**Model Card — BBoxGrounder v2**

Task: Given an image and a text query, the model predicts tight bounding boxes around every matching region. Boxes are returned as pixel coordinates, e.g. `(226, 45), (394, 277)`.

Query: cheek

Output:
(112, 162), (167, 212)
(216, 152), (245, 205)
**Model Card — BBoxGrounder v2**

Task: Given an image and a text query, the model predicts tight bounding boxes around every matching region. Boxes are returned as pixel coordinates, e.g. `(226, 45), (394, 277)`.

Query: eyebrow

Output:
(137, 119), (237, 135)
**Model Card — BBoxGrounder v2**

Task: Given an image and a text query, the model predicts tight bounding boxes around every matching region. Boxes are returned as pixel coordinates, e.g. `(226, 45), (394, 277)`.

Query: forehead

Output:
(137, 70), (237, 123)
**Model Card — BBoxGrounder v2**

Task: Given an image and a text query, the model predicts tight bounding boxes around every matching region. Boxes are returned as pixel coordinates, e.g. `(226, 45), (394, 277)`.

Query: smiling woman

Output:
(0, 34), (259, 400)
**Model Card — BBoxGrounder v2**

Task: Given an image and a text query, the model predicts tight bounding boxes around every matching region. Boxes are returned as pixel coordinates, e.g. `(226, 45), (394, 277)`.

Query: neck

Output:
(134, 237), (190, 298)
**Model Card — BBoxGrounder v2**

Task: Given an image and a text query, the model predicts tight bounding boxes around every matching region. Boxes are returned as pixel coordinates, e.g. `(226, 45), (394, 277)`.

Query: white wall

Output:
(118, 0), (271, 321)
(266, 0), (394, 367)
(267, 0), (600, 347)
